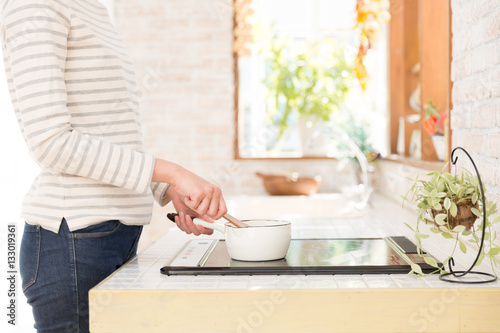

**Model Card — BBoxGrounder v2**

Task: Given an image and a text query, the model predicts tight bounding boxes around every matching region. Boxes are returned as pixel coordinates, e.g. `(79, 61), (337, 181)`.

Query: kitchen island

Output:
(89, 194), (500, 332)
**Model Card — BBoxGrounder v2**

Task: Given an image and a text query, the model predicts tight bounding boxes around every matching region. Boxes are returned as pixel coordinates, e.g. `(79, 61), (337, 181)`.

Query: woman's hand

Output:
(169, 167), (226, 220)
(153, 158), (227, 232)
(164, 186), (214, 236)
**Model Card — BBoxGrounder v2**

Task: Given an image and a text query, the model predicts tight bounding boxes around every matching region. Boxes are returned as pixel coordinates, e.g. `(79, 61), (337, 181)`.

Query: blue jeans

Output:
(20, 219), (142, 333)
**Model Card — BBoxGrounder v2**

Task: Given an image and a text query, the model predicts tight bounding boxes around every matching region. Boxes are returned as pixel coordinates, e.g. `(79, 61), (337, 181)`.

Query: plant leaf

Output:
(472, 193), (478, 204)
(411, 263), (423, 275)
(439, 225), (450, 232)
(441, 232), (454, 239)
(489, 247), (500, 256)
(423, 256), (439, 268)
(473, 233), (480, 242)
(459, 240), (467, 254)
(450, 202), (458, 217)
(471, 176), (479, 188)
(430, 227), (441, 234)
(476, 252), (485, 266)
(434, 214), (447, 225)
(404, 222), (415, 231)
(443, 172), (454, 181)
(443, 197), (451, 211)
(449, 183), (458, 195)
(489, 202), (497, 215)
(452, 225), (466, 233)
(471, 207), (482, 217)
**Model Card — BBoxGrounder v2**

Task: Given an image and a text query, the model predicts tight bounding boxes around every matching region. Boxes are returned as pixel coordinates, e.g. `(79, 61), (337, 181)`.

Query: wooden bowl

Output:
(256, 172), (322, 196)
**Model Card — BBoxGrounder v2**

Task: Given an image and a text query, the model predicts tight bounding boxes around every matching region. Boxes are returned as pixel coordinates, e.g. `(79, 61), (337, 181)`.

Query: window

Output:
(235, 0), (389, 159)
(234, 0), (452, 164)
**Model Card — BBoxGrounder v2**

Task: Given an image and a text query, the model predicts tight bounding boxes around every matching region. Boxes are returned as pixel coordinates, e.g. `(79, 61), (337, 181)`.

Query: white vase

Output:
(298, 117), (328, 157)
(431, 135), (445, 161)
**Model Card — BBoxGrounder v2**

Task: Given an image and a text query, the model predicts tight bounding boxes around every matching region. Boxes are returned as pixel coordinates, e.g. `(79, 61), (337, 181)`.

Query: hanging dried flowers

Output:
(233, 0), (254, 57)
(353, 0), (390, 90)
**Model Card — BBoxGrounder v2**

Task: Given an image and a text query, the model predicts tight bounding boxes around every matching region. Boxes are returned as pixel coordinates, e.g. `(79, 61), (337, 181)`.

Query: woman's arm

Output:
(2, 1), (154, 194)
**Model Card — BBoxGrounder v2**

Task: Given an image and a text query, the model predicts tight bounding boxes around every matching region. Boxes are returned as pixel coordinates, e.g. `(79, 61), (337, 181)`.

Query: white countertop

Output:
(95, 193), (500, 291)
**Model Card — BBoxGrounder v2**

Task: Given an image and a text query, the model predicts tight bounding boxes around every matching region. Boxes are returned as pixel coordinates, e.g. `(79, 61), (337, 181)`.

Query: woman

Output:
(1, 0), (224, 331)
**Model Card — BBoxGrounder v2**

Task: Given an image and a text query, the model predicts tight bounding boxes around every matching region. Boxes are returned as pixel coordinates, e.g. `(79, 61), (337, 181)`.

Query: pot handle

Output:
(193, 218), (225, 233)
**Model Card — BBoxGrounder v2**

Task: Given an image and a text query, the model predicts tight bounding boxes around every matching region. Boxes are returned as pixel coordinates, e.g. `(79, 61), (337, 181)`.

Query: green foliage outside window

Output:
(261, 35), (355, 138)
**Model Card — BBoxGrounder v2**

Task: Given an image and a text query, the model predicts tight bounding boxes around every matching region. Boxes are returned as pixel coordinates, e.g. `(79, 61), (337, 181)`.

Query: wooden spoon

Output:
(222, 213), (249, 228)
(166, 212), (249, 228)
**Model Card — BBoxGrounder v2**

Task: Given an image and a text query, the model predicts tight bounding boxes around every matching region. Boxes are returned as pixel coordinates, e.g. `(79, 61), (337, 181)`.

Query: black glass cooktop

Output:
(160, 237), (440, 276)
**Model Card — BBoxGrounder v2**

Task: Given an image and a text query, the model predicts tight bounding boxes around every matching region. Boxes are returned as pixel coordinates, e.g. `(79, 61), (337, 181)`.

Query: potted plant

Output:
(422, 99), (448, 161)
(403, 168), (500, 277)
(261, 36), (354, 154)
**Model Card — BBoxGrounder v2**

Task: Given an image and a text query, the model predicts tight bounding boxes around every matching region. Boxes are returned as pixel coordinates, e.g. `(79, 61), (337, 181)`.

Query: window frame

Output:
(233, 0), (452, 164)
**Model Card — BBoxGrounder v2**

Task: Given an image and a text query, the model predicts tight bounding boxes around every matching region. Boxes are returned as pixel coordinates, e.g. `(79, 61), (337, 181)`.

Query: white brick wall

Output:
(451, 0), (500, 204)
(451, 0), (500, 240)
(114, 0), (238, 248)
(115, 0), (234, 170)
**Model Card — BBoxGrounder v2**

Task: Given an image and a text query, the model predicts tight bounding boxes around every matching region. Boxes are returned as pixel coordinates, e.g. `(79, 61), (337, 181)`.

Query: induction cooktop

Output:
(160, 236), (441, 276)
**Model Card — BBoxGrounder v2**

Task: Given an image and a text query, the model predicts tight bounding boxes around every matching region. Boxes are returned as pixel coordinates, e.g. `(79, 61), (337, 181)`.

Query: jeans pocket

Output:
(20, 223), (41, 292)
(72, 220), (121, 238)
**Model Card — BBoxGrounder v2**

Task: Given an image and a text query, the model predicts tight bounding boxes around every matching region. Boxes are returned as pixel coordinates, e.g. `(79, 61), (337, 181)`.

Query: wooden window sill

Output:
(382, 155), (447, 171)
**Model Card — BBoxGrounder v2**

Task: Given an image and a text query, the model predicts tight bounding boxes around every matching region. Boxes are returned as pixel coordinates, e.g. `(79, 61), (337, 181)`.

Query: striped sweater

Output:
(1, 0), (169, 233)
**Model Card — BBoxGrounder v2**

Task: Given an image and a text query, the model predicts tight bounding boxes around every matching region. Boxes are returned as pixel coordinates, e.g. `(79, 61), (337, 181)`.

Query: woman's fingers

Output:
(175, 212), (213, 236)
(174, 212), (189, 234)
(189, 215), (214, 236)
(185, 214), (201, 236)
(215, 193), (228, 220)
(196, 223), (213, 236)
(191, 196), (211, 218)
(206, 187), (225, 219)
(185, 186), (226, 220)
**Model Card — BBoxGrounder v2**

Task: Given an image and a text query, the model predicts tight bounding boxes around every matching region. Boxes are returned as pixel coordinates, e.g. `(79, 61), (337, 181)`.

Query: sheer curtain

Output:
(0, 1), (115, 331)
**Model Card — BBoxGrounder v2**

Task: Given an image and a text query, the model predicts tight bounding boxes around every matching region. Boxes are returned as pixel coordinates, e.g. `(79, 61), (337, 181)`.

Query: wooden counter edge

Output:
(89, 287), (500, 333)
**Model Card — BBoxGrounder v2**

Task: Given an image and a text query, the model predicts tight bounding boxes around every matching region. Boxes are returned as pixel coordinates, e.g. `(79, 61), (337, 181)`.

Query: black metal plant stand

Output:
(439, 147), (497, 284)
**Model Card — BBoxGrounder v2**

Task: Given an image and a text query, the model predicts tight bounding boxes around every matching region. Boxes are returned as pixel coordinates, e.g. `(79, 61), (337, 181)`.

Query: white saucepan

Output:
(193, 218), (291, 261)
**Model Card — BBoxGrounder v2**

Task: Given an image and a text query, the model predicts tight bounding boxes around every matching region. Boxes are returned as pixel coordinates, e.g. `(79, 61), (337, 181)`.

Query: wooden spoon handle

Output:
(223, 213), (249, 228)
(167, 212), (249, 228)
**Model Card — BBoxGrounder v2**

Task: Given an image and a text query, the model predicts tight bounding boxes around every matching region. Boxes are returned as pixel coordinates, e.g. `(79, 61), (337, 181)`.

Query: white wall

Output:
(0, 9), (38, 333)
(450, 0), (500, 239)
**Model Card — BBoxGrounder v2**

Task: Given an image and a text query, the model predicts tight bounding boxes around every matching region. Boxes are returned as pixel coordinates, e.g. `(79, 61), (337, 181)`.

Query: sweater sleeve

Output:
(1, 0), (155, 194)
(151, 182), (170, 206)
